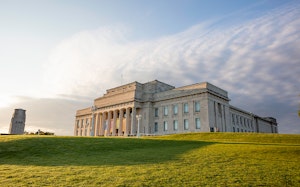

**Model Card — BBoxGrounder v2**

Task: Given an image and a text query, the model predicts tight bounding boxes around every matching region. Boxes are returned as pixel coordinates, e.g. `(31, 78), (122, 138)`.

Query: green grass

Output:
(0, 133), (299, 186)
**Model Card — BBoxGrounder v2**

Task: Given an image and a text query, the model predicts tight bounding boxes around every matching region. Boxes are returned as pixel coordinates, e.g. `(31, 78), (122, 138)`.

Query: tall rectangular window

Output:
(173, 120), (178, 130)
(233, 127), (235, 132)
(154, 108), (159, 117)
(183, 103), (189, 113)
(154, 122), (158, 132)
(164, 106), (168, 116)
(195, 101), (200, 112)
(163, 121), (168, 131)
(173, 104), (178, 115)
(218, 103), (222, 116)
(184, 119), (189, 130)
(195, 118), (201, 129)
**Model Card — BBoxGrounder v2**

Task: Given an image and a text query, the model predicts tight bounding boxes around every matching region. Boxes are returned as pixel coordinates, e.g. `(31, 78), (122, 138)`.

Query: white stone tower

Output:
(9, 109), (26, 134)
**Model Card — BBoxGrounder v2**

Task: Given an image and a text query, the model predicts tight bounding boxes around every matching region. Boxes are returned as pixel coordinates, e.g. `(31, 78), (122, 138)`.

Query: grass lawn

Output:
(0, 133), (299, 186)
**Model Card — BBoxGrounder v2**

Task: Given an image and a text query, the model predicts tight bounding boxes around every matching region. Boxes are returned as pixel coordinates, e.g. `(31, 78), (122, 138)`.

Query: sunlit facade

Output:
(74, 80), (278, 137)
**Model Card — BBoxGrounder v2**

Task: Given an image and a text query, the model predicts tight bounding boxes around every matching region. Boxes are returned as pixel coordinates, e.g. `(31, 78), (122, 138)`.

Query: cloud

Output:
(0, 96), (91, 135)
(37, 2), (299, 134)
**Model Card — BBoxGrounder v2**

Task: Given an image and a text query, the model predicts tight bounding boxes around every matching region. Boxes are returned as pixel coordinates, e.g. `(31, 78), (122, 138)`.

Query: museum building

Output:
(74, 80), (278, 137)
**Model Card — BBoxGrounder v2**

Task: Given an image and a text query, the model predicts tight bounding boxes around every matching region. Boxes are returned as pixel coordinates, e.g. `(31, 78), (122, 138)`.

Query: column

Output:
(118, 109), (124, 136)
(131, 107), (136, 135)
(79, 119), (82, 136)
(101, 112), (106, 136)
(74, 120), (78, 136)
(214, 102), (218, 132)
(112, 110), (117, 136)
(94, 113), (100, 136)
(83, 119), (87, 136)
(125, 108), (130, 136)
(107, 111), (112, 136)
(89, 117), (93, 136)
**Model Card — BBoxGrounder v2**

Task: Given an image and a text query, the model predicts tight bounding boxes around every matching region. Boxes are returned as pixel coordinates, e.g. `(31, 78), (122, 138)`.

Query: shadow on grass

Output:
(0, 136), (214, 166)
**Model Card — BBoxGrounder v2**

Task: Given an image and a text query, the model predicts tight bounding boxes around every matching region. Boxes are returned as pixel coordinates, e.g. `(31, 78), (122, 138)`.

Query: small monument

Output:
(9, 109), (26, 134)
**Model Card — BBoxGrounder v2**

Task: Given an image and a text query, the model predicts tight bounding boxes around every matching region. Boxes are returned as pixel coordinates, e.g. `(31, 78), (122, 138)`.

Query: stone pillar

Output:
(125, 108), (130, 136)
(94, 113), (100, 136)
(112, 110), (117, 136)
(74, 120), (78, 136)
(131, 107), (136, 135)
(214, 102), (218, 132)
(89, 117), (93, 136)
(83, 119), (86, 136)
(118, 109), (124, 136)
(107, 111), (112, 136)
(101, 112), (106, 136)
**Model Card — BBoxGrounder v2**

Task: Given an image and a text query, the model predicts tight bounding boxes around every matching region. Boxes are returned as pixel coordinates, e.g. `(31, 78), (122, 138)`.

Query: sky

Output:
(0, 0), (299, 135)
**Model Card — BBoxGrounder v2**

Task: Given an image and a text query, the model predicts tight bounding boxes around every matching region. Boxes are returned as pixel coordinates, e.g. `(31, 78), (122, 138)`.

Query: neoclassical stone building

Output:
(74, 80), (278, 137)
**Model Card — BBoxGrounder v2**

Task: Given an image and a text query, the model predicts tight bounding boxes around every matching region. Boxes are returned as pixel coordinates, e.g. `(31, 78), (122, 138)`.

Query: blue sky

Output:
(0, 0), (299, 135)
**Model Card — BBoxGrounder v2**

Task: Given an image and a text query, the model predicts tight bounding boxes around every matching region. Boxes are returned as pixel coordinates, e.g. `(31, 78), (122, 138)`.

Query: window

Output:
(173, 120), (178, 130)
(218, 103), (222, 116)
(154, 108), (159, 117)
(210, 127), (214, 132)
(232, 114), (235, 125)
(184, 103), (189, 113)
(237, 128), (239, 132)
(163, 121), (168, 131)
(163, 106), (168, 116)
(173, 104), (178, 115)
(233, 127), (235, 132)
(184, 119), (189, 130)
(195, 101), (200, 112)
(154, 122), (158, 132)
(195, 118), (201, 129)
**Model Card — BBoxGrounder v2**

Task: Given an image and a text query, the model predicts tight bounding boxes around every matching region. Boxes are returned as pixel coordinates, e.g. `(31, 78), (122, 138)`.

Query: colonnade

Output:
(76, 107), (140, 137)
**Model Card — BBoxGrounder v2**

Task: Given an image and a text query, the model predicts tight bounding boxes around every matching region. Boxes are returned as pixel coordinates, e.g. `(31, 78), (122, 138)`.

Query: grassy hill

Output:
(0, 133), (299, 186)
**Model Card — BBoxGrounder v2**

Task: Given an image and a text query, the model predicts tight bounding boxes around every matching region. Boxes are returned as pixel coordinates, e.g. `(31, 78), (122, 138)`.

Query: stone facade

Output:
(74, 80), (278, 136)
(9, 109), (26, 134)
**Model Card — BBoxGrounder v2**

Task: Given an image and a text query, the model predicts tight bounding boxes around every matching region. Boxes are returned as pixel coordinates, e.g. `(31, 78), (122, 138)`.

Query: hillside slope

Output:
(0, 133), (299, 186)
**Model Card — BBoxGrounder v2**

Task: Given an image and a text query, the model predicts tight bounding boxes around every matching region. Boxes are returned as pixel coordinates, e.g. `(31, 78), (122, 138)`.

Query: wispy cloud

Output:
(39, 2), (299, 134)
